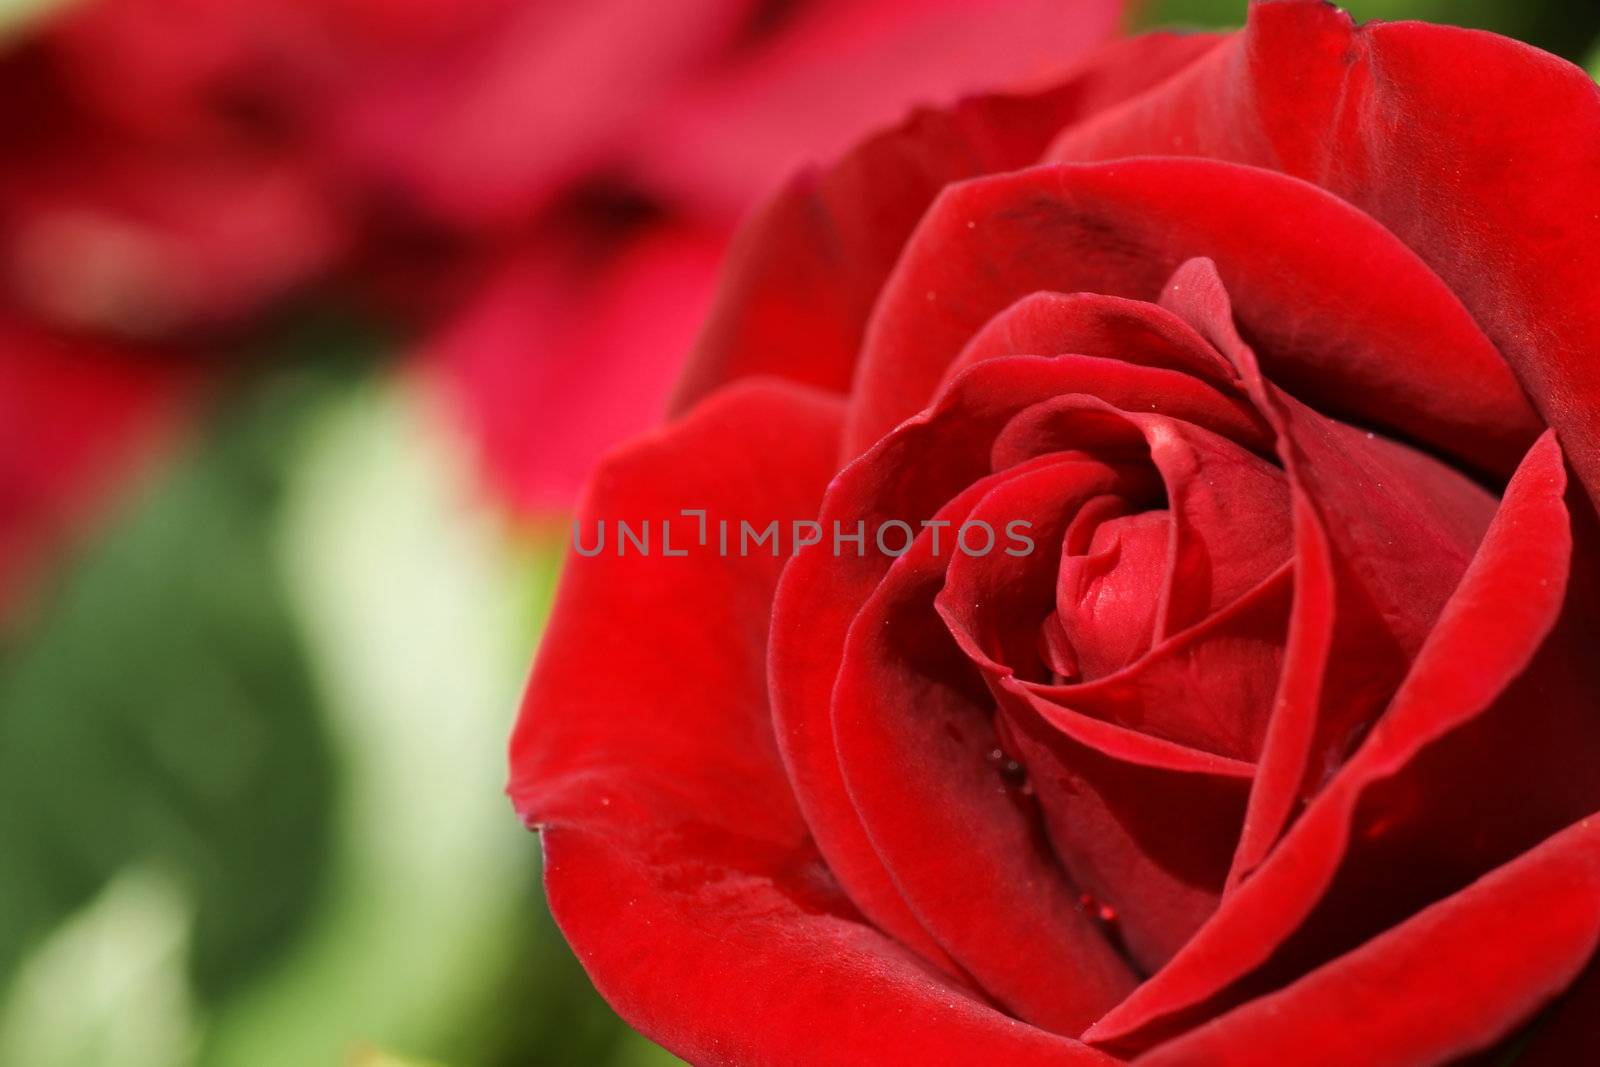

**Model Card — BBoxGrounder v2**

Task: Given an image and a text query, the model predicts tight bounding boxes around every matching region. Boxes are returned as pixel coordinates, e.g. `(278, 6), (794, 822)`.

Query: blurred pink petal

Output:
(0, 0), (1132, 560)
(417, 0), (1127, 510)
(331, 0), (760, 229)
(428, 223), (726, 513)
(638, 0), (1129, 212)
(0, 319), (195, 618)
(38, 0), (306, 141)
(2, 151), (339, 338)
(0, 3), (344, 339)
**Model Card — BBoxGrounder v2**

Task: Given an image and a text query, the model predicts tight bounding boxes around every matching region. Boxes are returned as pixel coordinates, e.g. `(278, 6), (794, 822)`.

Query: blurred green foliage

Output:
(0, 353), (681, 1064)
(1140, 0), (1600, 61)
(201, 371), (677, 1066)
(0, 0), (69, 39)
(0, 372), (339, 1013)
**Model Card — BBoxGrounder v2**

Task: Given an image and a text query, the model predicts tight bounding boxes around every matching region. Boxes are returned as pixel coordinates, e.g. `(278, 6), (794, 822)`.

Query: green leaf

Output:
(198, 377), (628, 1066)
(0, 0), (77, 40)
(1137, 0), (1600, 63)
(0, 866), (196, 1067)
(0, 371), (341, 1011)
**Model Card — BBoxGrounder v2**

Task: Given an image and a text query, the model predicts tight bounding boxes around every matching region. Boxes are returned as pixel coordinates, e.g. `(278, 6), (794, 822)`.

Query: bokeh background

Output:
(2, 1), (1597, 1064)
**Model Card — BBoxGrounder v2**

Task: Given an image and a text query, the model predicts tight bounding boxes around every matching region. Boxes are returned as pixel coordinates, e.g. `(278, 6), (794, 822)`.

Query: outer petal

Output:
(1134, 813), (1600, 1067)
(1049, 0), (1600, 507)
(511, 381), (1109, 1065)
(669, 31), (1226, 414)
(512, 379), (842, 851)
(540, 828), (1119, 1067)
(844, 158), (1537, 470)
(1515, 955), (1600, 1064)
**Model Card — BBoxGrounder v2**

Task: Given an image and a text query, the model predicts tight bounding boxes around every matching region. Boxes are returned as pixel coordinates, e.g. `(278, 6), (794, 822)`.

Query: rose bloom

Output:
(510, 1), (1600, 1063)
(0, 0), (1122, 616)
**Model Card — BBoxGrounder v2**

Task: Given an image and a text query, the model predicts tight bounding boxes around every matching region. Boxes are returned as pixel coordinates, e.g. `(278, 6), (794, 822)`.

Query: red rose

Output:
(510, 2), (1600, 1063)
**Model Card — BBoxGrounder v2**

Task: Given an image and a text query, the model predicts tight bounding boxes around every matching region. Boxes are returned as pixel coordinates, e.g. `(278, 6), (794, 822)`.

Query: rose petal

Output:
(1091, 431), (1592, 1051)
(772, 353), (1215, 968)
(833, 460), (1140, 1031)
(936, 451), (1156, 681)
(539, 827), (1120, 1067)
(513, 379), (1121, 1064)
(512, 379), (842, 831)
(937, 461), (1261, 970)
(1057, 510), (1168, 679)
(998, 692), (1252, 975)
(844, 158), (1539, 472)
(1132, 812), (1600, 1067)
(670, 32), (1226, 415)
(1025, 563), (1292, 763)
(1050, 0), (1600, 510)
(1160, 258), (1498, 882)
(991, 395), (1290, 639)
(944, 291), (1238, 395)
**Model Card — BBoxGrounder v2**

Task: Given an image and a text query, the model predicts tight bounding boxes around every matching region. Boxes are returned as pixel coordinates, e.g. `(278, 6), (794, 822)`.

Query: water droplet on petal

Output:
(1077, 892), (1122, 939)
(986, 745), (1030, 790)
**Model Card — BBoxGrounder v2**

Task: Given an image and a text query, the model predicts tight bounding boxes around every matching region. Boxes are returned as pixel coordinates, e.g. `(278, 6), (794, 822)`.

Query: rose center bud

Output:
(1047, 504), (1170, 683)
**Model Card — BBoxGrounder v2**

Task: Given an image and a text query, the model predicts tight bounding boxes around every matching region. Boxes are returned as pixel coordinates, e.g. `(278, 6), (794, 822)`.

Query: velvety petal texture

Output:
(1044, 0), (1600, 505)
(515, 2), (1600, 1063)
(1134, 813), (1600, 1067)
(844, 158), (1538, 468)
(513, 381), (1117, 1065)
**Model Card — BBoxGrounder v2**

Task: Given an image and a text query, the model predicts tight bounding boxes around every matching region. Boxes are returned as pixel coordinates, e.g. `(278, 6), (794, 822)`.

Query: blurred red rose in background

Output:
(0, 0), (1125, 618)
